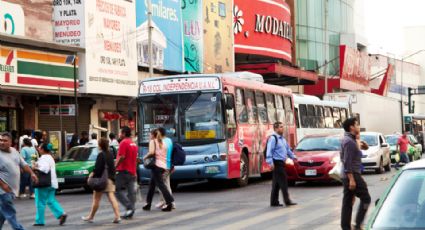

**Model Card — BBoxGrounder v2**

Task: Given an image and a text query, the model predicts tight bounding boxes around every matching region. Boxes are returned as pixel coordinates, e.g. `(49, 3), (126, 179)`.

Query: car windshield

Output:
(361, 135), (378, 146)
(139, 92), (225, 144)
(295, 136), (341, 151)
(62, 147), (98, 162)
(372, 169), (425, 229)
(386, 135), (399, 146)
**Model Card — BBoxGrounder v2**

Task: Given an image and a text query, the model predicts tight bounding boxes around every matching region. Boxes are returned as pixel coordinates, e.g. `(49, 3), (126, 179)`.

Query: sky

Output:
(364, 0), (425, 57)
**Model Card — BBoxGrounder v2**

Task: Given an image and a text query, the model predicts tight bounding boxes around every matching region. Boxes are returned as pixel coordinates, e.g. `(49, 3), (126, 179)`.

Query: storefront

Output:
(0, 95), (19, 132)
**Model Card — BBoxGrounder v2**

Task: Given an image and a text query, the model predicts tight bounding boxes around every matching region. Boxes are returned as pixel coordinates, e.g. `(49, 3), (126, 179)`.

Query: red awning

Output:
(235, 63), (318, 85)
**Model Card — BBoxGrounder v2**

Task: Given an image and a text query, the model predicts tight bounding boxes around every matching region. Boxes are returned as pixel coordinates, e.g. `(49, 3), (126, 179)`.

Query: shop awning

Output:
(235, 62), (318, 85)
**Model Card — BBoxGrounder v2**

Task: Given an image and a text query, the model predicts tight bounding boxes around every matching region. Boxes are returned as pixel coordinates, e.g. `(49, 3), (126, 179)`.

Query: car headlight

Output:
(73, 170), (89, 175)
(331, 156), (340, 164)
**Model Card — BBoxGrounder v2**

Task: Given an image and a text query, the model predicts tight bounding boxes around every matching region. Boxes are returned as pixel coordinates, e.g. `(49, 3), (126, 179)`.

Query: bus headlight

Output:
(219, 153), (227, 161)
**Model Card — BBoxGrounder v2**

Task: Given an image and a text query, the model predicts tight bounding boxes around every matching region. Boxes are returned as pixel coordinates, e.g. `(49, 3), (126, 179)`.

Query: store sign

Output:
(0, 1), (25, 36)
(139, 77), (220, 94)
(136, 0), (184, 72)
(39, 104), (76, 116)
(340, 45), (370, 86)
(234, 0), (293, 62)
(182, 0), (204, 73)
(53, 0), (85, 46)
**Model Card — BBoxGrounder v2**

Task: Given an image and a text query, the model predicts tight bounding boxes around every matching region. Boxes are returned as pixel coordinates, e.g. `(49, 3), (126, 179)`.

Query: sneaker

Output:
(155, 202), (165, 209)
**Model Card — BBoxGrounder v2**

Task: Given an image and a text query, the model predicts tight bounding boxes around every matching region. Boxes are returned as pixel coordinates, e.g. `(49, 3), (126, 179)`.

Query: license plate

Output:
(205, 166), (220, 174)
(305, 169), (317, 176)
(57, 178), (65, 183)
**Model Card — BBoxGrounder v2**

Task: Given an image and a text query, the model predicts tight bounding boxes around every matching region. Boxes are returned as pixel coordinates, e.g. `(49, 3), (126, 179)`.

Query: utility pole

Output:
(323, 0), (329, 95)
(73, 54), (78, 135)
(147, 0), (154, 78)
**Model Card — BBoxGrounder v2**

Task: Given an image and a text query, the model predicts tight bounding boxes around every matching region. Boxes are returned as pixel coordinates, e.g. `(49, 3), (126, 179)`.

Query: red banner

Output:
(234, 0), (292, 63)
(339, 45), (370, 86)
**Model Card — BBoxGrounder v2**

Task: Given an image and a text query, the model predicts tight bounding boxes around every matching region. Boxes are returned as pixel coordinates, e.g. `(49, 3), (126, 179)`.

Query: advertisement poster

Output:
(1, 0), (53, 41)
(340, 45), (370, 86)
(203, 0), (234, 73)
(136, 0), (184, 72)
(53, 0), (85, 46)
(82, 0), (138, 96)
(49, 131), (62, 157)
(182, 0), (204, 73)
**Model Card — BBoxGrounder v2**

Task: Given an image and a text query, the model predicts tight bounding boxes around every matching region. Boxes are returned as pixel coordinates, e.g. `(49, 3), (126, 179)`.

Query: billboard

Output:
(53, 0), (85, 46)
(233, 0), (293, 63)
(182, 0), (204, 73)
(136, 0), (184, 72)
(340, 45), (370, 86)
(203, 0), (234, 73)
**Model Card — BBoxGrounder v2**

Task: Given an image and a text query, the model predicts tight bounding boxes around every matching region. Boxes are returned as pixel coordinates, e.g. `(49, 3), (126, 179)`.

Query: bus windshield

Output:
(140, 92), (225, 144)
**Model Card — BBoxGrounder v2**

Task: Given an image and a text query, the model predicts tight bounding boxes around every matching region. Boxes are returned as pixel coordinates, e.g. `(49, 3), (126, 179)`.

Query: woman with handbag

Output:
(82, 138), (121, 224)
(143, 128), (175, 212)
(33, 142), (67, 226)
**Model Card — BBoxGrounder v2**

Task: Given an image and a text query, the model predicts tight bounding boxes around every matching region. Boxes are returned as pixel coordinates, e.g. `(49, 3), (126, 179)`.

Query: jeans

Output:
(341, 173), (371, 230)
(395, 152), (410, 169)
(146, 166), (174, 205)
(159, 170), (172, 204)
(0, 193), (25, 230)
(20, 172), (34, 195)
(115, 171), (136, 211)
(34, 187), (65, 225)
(270, 160), (291, 205)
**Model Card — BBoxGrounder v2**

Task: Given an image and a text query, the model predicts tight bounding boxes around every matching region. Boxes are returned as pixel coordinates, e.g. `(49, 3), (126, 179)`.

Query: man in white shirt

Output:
(88, 133), (98, 145)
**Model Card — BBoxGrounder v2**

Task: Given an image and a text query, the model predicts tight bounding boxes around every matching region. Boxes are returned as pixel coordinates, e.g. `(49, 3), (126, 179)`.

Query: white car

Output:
(360, 132), (391, 174)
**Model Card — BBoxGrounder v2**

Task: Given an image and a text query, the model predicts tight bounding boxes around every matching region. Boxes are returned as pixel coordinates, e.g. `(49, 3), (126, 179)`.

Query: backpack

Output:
(263, 135), (278, 161)
(172, 143), (186, 166)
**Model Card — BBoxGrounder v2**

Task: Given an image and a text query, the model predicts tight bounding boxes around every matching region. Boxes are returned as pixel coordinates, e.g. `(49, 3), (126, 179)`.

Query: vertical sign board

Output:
(136, 0), (184, 72)
(53, 0), (85, 46)
(82, 0), (138, 96)
(203, 0), (234, 73)
(182, 0), (204, 73)
(339, 45), (370, 86)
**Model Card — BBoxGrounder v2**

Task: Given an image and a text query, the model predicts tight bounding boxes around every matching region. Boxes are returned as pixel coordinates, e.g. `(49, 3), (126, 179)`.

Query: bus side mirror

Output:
(224, 94), (234, 110)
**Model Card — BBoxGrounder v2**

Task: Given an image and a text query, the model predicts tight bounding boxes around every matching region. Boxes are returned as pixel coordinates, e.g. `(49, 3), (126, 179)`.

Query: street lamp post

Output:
(400, 49), (425, 132)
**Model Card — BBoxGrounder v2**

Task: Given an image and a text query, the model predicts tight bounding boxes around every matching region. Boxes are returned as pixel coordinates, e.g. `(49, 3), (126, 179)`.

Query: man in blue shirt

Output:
(266, 122), (297, 207)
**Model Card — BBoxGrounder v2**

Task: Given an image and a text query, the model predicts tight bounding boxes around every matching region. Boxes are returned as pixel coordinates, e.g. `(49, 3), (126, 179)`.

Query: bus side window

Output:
(324, 106), (333, 128)
(236, 88), (248, 123)
(275, 95), (285, 123)
(284, 97), (294, 125)
(266, 94), (277, 124)
(245, 90), (258, 124)
(299, 104), (308, 128)
(255, 92), (268, 124)
(333, 107), (342, 128)
(224, 94), (237, 139)
(307, 104), (316, 128)
(340, 108), (348, 122)
(316, 106), (325, 128)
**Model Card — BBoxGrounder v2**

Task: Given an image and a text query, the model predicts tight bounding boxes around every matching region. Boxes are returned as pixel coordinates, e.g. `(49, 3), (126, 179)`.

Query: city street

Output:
(8, 170), (395, 230)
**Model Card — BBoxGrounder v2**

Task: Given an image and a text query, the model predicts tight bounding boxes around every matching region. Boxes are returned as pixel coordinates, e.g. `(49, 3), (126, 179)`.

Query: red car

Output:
(286, 134), (342, 185)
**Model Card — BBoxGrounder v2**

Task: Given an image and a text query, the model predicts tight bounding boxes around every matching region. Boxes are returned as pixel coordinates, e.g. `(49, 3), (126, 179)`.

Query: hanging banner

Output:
(136, 0), (184, 72)
(182, 0), (204, 73)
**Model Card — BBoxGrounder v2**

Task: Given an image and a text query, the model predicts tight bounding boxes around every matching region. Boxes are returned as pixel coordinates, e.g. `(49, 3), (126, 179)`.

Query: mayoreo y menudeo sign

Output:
(139, 77), (221, 94)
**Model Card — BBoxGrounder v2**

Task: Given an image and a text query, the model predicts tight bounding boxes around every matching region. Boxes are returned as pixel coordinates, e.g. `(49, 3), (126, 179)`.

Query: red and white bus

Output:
(137, 72), (297, 187)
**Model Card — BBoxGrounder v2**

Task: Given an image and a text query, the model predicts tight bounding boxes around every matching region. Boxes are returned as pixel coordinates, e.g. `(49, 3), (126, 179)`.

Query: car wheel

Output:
(375, 158), (384, 174)
(236, 153), (249, 187)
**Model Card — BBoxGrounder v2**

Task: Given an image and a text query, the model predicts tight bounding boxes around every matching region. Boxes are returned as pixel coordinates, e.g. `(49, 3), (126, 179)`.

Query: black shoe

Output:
(285, 201), (297, 206)
(59, 214), (67, 225)
(33, 223), (45, 226)
(142, 204), (151, 211)
(270, 203), (284, 207)
(161, 204), (173, 212)
(121, 209), (135, 219)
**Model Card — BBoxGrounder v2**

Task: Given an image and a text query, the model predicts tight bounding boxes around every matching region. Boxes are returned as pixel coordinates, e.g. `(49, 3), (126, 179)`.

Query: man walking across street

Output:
(395, 131), (414, 170)
(340, 118), (371, 230)
(115, 126), (138, 219)
(265, 122), (297, 207)
(0, 132), (38, 230)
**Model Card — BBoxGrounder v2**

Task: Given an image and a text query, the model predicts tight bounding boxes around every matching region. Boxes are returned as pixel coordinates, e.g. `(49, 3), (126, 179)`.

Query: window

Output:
(324, 106), (334, 128)
(284, 97), (294, 125)
(236, 89), (248, 123)
(307, 104), (316, 128)
(256, 92), (268, 123)
(224, 94), (236, 139)
(299, 104), (308, 128)
(341, 108), (348, 122)
(245, 90), (258, 124)
(275, 95), (286, 123)
(316, 106), (325, 128)
(333, 107), (342, 128)
(266, 94), (277, 123)
(295, 108), (300, 128)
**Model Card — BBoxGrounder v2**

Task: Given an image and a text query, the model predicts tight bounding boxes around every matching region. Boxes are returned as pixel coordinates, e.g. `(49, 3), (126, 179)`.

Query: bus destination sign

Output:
(139, 77), (221, 94)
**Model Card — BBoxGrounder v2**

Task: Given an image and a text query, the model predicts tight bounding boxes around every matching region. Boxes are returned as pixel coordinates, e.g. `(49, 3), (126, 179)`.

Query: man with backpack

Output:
(265, 122), (297, 207)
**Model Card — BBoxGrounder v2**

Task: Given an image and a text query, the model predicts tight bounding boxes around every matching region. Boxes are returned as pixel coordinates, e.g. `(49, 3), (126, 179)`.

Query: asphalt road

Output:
(7, 170), (396, 230)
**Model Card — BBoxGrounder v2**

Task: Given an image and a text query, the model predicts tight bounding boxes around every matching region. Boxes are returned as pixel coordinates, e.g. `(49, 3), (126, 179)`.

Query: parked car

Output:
(385, 134), (421, 163)
(360, 132), (391, 174)
(366, 159), (425, 229)
(286, 134), (342, 185)
(56, 145), (117, 191)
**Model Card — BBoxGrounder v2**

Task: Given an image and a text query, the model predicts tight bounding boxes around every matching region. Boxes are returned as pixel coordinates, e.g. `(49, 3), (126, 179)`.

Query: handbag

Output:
(87, 164), (108, 191)
(328, 160), (343, 182)
(144, 157), (156, 169)
(32, 169), (52, 188)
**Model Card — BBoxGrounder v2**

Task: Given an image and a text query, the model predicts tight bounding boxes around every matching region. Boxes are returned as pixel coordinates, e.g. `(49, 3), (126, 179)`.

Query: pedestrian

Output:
(79, 131), (89, 145)
(82, 138), (121, 224)
(340, 118), (371, 230)
(265, 122), (297, 207)
(109, 133), (119, 147)
(395, 131), (415, 170)
(32, 142), (67, 227)
(19, 138), (37, 199)
(88, 133), (98, 145)
(115, 126), (138, 219)
(19, 129), (38, 150)
(143, 128), (175, 212)
(40, 131), (49, 145)
(11, 130), (19, 150)
(68, 134), (79, 150)
(0, 132), (38, 230)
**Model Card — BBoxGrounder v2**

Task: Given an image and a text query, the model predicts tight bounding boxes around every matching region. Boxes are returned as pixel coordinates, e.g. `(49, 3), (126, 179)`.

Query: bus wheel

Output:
(236, 153), (249, 187)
